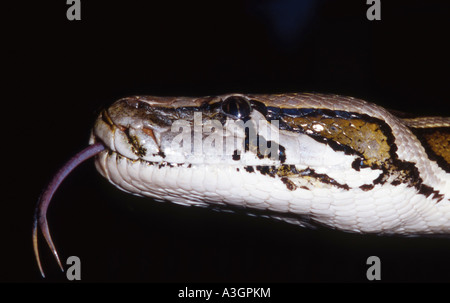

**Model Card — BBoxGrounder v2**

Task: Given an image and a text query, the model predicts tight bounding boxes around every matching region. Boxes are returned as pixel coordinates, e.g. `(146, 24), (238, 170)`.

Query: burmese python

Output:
(33, 93), (450, 276)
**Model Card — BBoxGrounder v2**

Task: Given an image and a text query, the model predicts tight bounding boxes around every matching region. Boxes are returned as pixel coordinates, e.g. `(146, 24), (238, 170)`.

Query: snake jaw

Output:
(32, 142), (105, 277)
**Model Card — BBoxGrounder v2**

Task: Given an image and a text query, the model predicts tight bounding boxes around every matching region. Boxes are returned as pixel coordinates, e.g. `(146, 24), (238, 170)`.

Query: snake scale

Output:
(33, 93), (450, 276)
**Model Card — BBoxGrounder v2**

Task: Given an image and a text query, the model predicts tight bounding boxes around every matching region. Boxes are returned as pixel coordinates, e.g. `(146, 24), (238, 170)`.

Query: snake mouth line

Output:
(103, 148), (193, 168)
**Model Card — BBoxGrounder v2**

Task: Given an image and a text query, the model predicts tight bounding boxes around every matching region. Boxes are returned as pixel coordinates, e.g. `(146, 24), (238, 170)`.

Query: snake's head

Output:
(90, 94), (294, 167)
(89, 93), (385, 198)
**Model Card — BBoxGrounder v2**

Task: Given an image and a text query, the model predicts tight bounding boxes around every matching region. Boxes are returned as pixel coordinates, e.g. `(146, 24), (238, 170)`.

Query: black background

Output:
(3, 0), (450, 284)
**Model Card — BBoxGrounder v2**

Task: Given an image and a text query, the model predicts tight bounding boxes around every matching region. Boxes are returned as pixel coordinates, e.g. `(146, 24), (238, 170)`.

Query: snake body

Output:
(33, 92), (450, 276)
(91, 93), (450, 234)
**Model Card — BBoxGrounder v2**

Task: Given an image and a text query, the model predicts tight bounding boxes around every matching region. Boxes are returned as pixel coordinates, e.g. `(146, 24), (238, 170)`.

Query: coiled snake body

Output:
(33, 93), (450, 276)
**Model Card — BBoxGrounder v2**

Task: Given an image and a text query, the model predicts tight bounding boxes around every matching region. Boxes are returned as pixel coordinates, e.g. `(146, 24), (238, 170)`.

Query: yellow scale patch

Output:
(423, 130), (450, 166)
(283, 116), (392, 168)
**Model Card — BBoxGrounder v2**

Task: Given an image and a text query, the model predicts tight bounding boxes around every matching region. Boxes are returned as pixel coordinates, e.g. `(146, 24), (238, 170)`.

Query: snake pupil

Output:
(221, 96), (251, 119)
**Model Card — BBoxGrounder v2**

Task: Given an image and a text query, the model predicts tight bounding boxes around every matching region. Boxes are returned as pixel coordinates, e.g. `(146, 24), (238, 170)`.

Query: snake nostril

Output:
(221, 96), (252, 119)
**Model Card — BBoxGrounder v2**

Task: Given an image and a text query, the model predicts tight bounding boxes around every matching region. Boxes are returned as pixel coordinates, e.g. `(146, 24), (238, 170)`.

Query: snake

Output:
(33, 92), (450, 277)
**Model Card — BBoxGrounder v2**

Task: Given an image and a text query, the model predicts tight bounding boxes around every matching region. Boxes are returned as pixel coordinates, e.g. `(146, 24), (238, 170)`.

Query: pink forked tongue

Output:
(32, 142), (105, 277)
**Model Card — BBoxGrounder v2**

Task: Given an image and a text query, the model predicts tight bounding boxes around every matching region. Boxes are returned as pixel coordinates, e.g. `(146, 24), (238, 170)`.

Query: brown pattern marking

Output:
(272, 108), (446, 201)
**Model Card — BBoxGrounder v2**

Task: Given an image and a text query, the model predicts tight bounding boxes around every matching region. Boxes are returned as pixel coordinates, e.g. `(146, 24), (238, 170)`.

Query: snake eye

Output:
(221, 96), (252, 119)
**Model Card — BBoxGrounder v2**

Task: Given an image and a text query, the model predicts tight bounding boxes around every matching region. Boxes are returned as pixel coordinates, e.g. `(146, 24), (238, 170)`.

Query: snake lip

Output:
(92, 107), (165, 161)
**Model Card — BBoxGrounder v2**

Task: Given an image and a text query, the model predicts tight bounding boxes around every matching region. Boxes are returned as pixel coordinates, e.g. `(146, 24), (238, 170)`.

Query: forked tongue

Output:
(32, 142), (105, 277)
